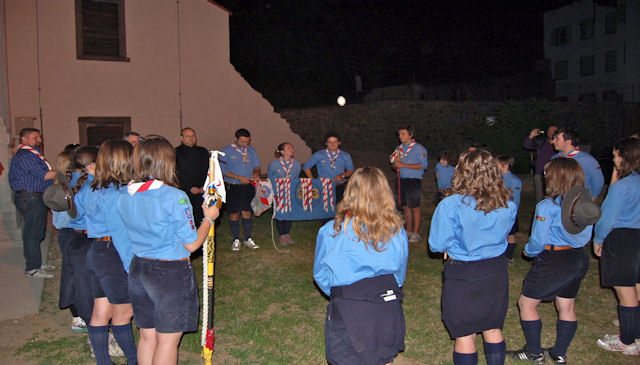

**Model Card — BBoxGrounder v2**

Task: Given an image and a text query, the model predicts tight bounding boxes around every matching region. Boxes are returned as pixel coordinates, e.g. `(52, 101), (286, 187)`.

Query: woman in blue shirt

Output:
(429, 149), (516, 365)
(117, 136), (219, 365)
(508, 158), (596, 364)
(267, 142), (301, 246)
(594, 138), (640, 356)
(313, 166), (408, 365)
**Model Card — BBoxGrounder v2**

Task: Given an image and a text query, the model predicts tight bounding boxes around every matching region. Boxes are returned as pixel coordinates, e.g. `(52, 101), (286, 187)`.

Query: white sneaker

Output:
(25, 269), (54, 279)
(244, 238), (259, 249)
(408, 233), (421, 242)
(41, 263), (55, 271)
(231, 239), (241, 251)
(71, 316), (88, 332)
(597, 334), (640, 355)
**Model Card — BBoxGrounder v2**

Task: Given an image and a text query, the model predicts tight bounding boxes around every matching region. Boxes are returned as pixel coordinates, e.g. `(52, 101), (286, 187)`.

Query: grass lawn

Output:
(15, 191), (639, 364)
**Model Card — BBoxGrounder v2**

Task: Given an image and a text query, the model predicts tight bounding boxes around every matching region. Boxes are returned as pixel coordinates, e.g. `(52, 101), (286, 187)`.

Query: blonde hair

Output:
(92, 139), (133, 190)
(448, 150), (511, 213)
(132, 136), (179, 187)
(332, 166), (403, 251)
(544, 158), (584, 200)
(56, 146), (78, 183)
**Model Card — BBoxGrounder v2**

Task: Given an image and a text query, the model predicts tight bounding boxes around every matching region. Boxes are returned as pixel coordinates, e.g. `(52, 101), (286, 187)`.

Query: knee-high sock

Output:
(635, 305), (640, 340)
(242, 218), (252, 240)
(483, 340), (505, 365)
(453, 351), (478, 365)
(618, 305), (638, 345)
(551, 320), (577, 356)
(88, 325), (111, 365)
(520, 319), (542, 354)
(112, 323), (137, 364)
(229, 219), (240, 240)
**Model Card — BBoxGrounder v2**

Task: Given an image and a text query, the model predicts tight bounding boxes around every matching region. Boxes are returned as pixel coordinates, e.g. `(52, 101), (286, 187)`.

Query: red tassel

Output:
(206, 329), (215, 351)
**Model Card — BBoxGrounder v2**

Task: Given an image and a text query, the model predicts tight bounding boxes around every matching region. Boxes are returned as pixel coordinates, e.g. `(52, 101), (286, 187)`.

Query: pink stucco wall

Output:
(5, 0), (311, 170)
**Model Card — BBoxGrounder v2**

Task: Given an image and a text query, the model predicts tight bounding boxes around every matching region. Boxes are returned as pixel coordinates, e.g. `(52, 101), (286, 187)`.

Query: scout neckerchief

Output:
(565, 148), (580, 158)
(231, 143), (248, 164)
(325, 149), (340, 169)
(279, 157), (294, 178)
(19, 144), (52, 170)
(127, 179), (164, 196)
(397, 139), (416, 160)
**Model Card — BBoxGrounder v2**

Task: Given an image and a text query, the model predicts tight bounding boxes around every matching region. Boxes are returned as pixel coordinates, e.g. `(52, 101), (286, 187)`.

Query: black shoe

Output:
(544, 348), (567, 364)
(507, 345), (545, 364)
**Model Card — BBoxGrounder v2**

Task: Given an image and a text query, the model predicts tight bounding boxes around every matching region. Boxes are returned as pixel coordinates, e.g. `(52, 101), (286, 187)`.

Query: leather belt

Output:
(544, 244), (573, 251)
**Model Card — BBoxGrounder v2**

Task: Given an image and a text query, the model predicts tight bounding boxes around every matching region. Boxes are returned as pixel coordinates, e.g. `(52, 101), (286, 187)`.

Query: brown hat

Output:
(43, 172), (77, 218)
(561, 186), (601, 234)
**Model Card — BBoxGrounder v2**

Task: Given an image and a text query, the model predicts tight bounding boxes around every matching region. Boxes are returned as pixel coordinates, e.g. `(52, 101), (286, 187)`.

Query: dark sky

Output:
(215, 0), (577, 108)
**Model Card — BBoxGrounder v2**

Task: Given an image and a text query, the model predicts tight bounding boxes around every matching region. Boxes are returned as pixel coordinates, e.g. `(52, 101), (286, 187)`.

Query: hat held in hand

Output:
(43, 172), (77, 218)
(561, 186), (601, 234)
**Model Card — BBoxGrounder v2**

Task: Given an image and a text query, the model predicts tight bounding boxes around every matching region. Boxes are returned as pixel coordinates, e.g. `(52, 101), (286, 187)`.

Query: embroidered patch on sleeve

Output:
(184, 207), (192, 219)
(178, 198), (188, 205)
(536, 215), (546, 221)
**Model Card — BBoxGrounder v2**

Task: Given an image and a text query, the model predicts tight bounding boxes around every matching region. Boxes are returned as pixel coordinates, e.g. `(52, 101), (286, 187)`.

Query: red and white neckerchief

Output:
(19, 144), (52, 170)
(127, 179), (164, 196)
(565, 148), (580, 158)
(279, 157), (294, 178)
(325, 149), (340, 169)
(231, 143), (248, 164)
(397, 140), (416, 160)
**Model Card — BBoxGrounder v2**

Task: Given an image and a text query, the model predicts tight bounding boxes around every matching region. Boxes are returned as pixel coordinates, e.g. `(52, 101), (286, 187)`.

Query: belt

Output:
(95, 236), (112, 242)
(15, 190), (42, 194)
(74, 229), (87, 234)
(141, 257), (190, 262)
(544, 244), (573, 251)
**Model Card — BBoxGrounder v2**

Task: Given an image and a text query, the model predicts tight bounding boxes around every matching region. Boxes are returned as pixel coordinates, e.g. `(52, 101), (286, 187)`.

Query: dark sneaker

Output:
(507, 345), (545, 364)
(544, 348), (567, 364)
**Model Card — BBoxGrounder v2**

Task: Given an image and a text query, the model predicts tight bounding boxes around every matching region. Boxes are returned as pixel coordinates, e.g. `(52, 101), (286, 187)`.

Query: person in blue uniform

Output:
(219, 128), (261, 251)
(303, 131), (354, 207)
(435, 150), (455, 204)
(116, 136), (219, 365)
(594, 137), (640, 356)
(267, 142), (301, 246)
(85, 140), (137, 365)
(66, 146), (100, 354)
(429, 149), (516, 365)
(551, 127), (604, 198)
(314, 166), (408, 365)
(390, 125), (429, 243)
(508, 158), (600, 364)
(496, 155), (522, 265)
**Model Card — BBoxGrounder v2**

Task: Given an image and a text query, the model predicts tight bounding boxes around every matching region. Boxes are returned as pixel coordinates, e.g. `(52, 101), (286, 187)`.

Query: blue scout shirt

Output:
(396, 142), (428, 179)
(303, 149), (354, 184)
(524, 197), (593, 257)
(117, 181), (197, 261)
(267, 158), (301, 179)
(502, 171), (522, 209)
(594, 172), (640, 244)
(68, 175), (95, 231)
(429, 194), (516, 261)
(313, 221), (408, 297)
(219, 143), (260, 184)
(8, 147), (52, 192)
(435, 162), (454, 190)
(552, 150), (604, 197)
(86, 184), (133, 271)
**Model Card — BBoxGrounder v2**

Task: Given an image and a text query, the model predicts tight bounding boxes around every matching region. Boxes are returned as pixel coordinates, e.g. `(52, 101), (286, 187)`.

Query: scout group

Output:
(8, 124), (640, 365)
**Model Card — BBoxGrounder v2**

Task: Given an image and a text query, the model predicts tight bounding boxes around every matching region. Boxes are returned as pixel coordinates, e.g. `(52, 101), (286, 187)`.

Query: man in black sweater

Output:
(175, 127), (210, 226)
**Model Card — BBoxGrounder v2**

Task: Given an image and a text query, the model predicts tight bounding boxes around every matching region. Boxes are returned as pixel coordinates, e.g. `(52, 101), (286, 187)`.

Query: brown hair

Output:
(92, 140), (133, 190)
(544, 158), (584, 199)
(613, 137), (640, 177)
(448, 149), (511, 213)
(274, 142), (291, 158)
(333, 166), (403, 251)
(132, 136), (179, 187)
(495, 155), (515, 170)
(56, 145), (80, 183)
(72, 146), (98, 191)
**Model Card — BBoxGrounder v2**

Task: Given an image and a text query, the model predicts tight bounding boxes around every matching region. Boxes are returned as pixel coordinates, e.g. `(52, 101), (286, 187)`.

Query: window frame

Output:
(78, 117), (131, 146)
(605, 50), (617, 73)
(75, 0), (130, 62)
(580, 18), (594, 40)
(580, 55), (595, 77)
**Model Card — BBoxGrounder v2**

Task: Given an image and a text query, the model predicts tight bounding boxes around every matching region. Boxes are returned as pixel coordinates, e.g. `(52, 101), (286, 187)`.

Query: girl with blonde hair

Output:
(313, 166), (408, 365)
(429, 149), (517, 365)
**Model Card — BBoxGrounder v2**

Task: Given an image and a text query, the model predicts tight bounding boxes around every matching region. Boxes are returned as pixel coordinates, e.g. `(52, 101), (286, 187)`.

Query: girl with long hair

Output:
(594, 137), (640, 356)
(85, 140), (137, 364)
(117, 136), (219, 365)
(267, 142), (301, 246)
(313, 166), (408, 365)
(508, 158), (599, 364)
(429, 149), (516, 365)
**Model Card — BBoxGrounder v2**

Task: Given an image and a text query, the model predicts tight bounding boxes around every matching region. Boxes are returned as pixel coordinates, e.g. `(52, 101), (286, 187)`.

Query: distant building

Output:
(544, 0), (640, 103)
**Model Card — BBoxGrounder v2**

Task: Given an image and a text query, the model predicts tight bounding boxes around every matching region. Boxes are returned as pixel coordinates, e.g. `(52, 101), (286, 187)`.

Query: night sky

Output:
(215, 0), (578, 108)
